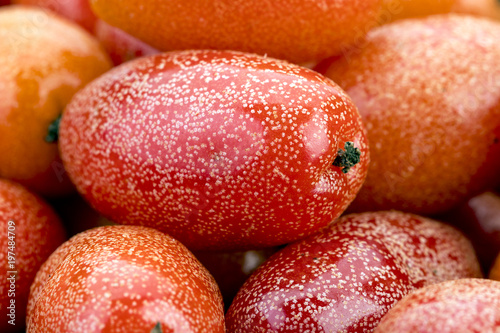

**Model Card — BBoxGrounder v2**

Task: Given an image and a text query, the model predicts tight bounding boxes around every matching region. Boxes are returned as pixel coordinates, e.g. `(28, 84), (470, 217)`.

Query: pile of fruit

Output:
(1, 0), (499, 332)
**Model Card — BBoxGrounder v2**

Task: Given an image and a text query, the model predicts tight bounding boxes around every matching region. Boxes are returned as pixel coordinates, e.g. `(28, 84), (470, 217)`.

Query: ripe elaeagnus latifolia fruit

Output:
(59, 50), (369, 251)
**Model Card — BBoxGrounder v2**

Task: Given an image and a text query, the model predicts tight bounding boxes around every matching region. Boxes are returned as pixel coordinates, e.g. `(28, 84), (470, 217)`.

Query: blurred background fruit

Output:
(317, 14), (500, 215)
(0, 6), (112, 197)
(90, 0), (385, 64)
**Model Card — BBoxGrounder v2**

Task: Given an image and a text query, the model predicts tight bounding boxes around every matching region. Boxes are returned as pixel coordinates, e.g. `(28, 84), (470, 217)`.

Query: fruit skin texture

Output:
(317, 15), (500, 215)
(374, 278), (500, 333)
(0, 179), (66, 333)
(59, 50), (369, 251)
(26, 225), (225, 333)
(90, 0), (384, 64)
(225, 211), (481, 332)
(0, 6), (112, 197)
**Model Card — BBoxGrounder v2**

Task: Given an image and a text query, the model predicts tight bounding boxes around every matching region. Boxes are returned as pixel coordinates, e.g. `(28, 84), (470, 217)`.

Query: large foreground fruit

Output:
(26, 225), (225, 332)
(59, 50), (369, 251)
(0, 179), (66, 333)
(90, 0), (384, 64)
(0, 6), (112, 196)
(374, 278), (500, 333)
(318, 14), (500, 215)
(225, 211), (481, 332)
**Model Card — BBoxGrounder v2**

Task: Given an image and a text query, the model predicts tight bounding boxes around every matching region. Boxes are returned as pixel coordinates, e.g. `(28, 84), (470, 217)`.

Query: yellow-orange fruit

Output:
(380, 0), (456, 22)
(90, 0), (384, 64)
(0, 6), (112, 196)
(317, 15), (500, 215)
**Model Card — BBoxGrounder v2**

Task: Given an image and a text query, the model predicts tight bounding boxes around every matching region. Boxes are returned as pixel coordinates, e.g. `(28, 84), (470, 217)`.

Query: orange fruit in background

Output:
(90, 0), (385, 64)
(0, 6), (112, 197)
(381, 0), (456, 22)
(317, 14), (500, 215)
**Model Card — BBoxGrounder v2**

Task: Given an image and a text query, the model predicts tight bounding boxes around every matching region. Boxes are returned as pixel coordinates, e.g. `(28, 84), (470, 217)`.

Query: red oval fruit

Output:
(26, 225), (225, 332)
(0, 179), (66, 333)
(374, 278), (500, 333)
(59, 50), (369, 251)
(317, 14), (500, 215)
(225, 211), (481, 332)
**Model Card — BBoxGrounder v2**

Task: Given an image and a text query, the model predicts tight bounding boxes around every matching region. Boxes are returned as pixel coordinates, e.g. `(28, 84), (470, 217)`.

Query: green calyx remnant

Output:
(333, 141), (361, 174)
(45, 115), (62, 143)
(150, 322), (163, 333)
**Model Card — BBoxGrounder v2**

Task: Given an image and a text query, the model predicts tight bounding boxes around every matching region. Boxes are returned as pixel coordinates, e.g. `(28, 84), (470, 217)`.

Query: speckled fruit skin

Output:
(26, 225), (225, 333)
(0, 6), (112, 197)
(374, 278), (500, 333)
(317, 15), (500, 215)
(0, 179), (66, 333)
(90, 0), (384, 64)
(435, 191), (500, 273)
(225, 211), (481, 332)
(59, 50), (369, 251)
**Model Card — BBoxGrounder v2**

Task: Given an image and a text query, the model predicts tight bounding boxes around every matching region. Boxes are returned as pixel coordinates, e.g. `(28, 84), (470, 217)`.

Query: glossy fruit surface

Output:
(90, 0), (384, 64)
(374, 278), (500, 333)
(318, 14), (500, 215)
(225, 211), (481, 332)
(59, 50), (369, 251)
(0, 6), (112, 196)
(0, 179), (66, 333)
(27, 225), (225, 332)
